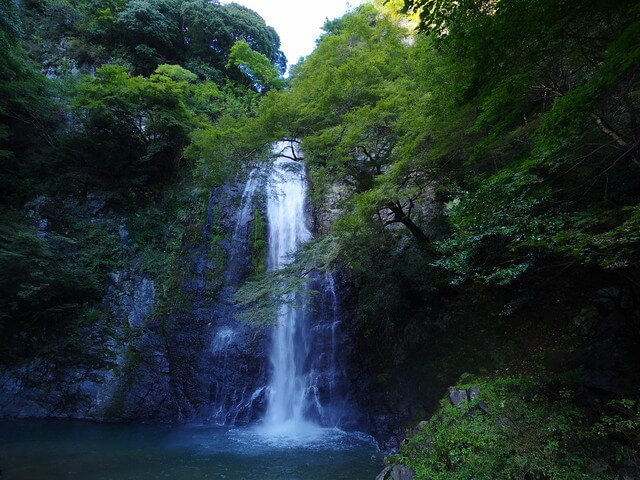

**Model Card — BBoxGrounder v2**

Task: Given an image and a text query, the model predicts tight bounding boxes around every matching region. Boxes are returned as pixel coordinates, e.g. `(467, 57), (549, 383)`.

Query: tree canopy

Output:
(2, 0), (640, 475)
(211, 0), (640, 331)
(0, 0), (286, 339)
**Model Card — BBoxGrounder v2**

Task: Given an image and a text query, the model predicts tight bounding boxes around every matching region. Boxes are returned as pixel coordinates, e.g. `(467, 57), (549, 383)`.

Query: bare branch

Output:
(591, 113), (630, 148)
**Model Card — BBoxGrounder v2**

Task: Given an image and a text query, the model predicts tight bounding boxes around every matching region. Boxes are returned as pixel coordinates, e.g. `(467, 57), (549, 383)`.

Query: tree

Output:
(0, 0), (55, 200)
(117, 0), (182, 68)
(73, 63), (210, 184)
(216, 3), (286, 73)
(226, 40), (285, 92)
(397, 0), (640, 283)
(288, 5), (435, 243)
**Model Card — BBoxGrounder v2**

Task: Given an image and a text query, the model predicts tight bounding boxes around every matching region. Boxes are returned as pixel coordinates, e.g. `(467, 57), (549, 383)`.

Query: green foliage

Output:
(209, 2), (286, 74)
(234, 264), (310, 327)
(225, 5), (447, 324)
(126, 185), (208, 315)
(389, 0), (640, 285)
(72, 63), (209, 185)
(593, 399), (640, 464)
(290, 5), (414, 191)
(0, 0), (289, 366)
(1, 0), (286, 199)
(2, 8), (640, 475)
(18, 0), (285, 76)
(0, 0), (25, 75)
(0, 0), (55, 196)
(170, 0), (640, 346)
(184, 90), (293, 187)
(227, 40), (285, 92)
(0, 208), (124, 349)
(433, 170), (559, 285)
(186, 114), (264, 187)
(116, 0), (182, 63)
(234, 235), (339, 325)
(393, 375), (605, 480)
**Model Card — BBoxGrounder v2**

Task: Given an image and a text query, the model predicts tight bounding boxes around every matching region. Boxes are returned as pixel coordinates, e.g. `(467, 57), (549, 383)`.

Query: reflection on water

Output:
(0, 421), (381, 480)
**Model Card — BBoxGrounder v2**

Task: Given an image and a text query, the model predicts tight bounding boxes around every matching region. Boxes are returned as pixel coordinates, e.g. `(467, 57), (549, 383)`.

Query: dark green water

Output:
(0, 421), (382, 480)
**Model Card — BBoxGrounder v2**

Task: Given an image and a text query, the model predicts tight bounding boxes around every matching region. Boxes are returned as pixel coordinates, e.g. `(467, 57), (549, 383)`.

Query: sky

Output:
(220, 0), (366, 69)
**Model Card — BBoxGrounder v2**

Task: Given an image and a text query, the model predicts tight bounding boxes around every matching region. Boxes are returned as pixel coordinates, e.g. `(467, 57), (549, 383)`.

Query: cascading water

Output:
(226, 168), (262, 285)
(263, 145), (313, 433)
(261, 142), (354, 436)
(205, 142), (358, 434)
(206, 167), (268, 426)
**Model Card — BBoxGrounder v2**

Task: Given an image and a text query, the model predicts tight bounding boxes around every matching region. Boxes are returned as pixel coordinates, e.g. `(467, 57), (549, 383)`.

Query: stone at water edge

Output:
(376, 465), (415, 480)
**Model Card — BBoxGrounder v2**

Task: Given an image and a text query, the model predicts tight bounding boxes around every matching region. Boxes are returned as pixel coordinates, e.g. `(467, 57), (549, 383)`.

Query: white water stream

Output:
(262, 142), (317, 435)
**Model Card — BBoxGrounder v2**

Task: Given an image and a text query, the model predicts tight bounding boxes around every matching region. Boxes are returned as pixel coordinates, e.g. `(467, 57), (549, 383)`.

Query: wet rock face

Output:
(109, 273), (155, 329)
(199, 322), (270, 424)
(0, 194), (130, 420)
(0, 266), (153, 421)
(187, 182), (270, 424)
(311, 183), (354, 235)
(0, 179), (271, 424)
(115, 180), (271, 424)
(0, 172), (372, 432)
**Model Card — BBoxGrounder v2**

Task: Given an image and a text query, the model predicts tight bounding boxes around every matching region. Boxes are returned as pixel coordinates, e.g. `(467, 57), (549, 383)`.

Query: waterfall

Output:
(207, 167), (266, 426)
(206, 142), (357, 433)
(225, 168), (262, 286)
(263, 143), (313, 432)
(262, 142), (353, 436)
(233, 169), (261, 242)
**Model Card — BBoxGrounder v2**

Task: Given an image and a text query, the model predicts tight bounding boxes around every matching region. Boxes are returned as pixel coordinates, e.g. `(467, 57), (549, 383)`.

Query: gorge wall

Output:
(0, 162), (376, 440)
(0, 180), (271, 424)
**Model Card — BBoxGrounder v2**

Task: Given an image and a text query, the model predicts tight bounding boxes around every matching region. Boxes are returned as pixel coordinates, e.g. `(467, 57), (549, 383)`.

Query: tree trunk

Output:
(387, 203), (430, 244)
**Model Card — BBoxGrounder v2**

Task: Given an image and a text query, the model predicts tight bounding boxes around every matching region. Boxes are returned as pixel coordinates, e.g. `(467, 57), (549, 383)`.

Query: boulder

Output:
(376, 465), (415, 480)
(449, 385), (482, 405)
(468, 386), (481, 401)
(449, 388), (468, 405)
(476, 401), (490, 414)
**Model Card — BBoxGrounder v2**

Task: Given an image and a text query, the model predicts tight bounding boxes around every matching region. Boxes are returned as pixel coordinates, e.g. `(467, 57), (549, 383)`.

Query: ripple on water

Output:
(0, 420), (382, 480)
(226, 421), (378, 452)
